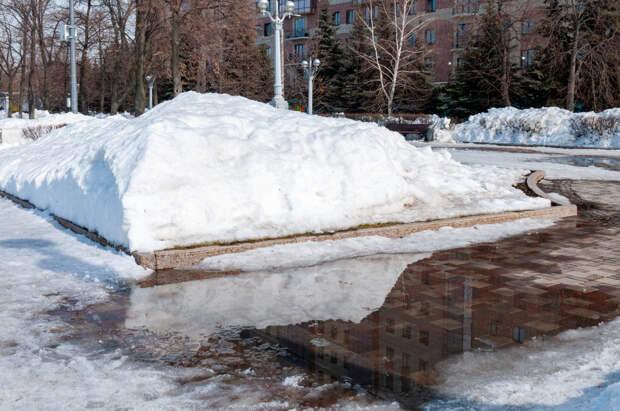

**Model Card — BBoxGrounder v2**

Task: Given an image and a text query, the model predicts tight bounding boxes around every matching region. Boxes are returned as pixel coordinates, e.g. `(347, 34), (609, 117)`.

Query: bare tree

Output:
(0, 7), (25, 117)
(355, 0), (427, 116)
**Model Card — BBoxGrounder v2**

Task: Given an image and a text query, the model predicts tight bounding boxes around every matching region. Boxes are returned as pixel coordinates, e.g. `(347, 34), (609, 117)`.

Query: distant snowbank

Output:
(453, 106), (620, 148)
(0, 110), (90, 130)
(0, 110), (93, 150)
(0, 92), (547, 252)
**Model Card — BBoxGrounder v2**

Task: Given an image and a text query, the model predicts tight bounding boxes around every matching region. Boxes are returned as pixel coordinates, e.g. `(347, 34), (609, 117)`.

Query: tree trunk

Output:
(18, 31), (27, 118)
(79, 0), (93, 114)
(502, 46), (511, 106)
(110, 46), (121, 114)
(7, 75), (14, 118)
(170, 10), (182, 96)
(566, 42), (578, 111)
(134, 0), (147, 115)
(28, 22), (35, 119)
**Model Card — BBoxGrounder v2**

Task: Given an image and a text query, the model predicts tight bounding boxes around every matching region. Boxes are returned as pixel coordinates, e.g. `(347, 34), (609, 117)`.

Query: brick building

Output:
(255, 0), (545, 84)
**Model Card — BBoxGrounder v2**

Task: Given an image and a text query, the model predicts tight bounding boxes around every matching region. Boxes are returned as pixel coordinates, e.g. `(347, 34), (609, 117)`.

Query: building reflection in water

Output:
(251, 245), (619, 407)
(130, 219), (620, 408)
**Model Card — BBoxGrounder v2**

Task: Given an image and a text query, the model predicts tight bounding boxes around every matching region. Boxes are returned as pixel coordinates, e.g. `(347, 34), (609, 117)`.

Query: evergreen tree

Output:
(312, 6), (346, 113)
(439, 1), (519, 119)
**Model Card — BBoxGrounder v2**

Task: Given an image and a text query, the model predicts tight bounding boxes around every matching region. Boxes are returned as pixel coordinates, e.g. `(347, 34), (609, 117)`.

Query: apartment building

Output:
(255, 0), (544, 83)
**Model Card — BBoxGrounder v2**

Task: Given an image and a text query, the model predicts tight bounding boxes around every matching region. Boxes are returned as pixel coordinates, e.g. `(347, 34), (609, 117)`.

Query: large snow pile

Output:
(0, 92), (548, 252)
(453, 106), (620, 148)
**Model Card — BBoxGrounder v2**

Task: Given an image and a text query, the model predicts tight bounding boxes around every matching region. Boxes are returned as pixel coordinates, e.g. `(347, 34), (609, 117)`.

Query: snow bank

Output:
(0, 92), (548, 252)
(0, 110), (90, 130)
(428, 317), (620, 409)
(453, 106), (620, 148)
(0, 110), (92, 149)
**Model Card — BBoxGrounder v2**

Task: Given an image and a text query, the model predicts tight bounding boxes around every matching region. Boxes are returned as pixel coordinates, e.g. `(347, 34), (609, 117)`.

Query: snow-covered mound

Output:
(453, 106), (620, 148)
(0, 92), (548, 252)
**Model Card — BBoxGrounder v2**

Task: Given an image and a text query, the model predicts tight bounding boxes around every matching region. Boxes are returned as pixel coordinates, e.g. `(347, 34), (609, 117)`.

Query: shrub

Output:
(570, 115), (619, 143)
(504, 118), (544, 135)
(21, 123), (67, 141)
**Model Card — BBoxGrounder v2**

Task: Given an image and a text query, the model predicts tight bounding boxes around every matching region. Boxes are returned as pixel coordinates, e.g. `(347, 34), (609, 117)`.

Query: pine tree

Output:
(439, 1), (519, 119)
(311, 6), (345, 113)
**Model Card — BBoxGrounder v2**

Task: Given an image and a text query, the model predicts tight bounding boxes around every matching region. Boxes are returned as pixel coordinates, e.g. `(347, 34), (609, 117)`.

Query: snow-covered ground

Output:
(0, 92), (547, 252)
(426, 317), (620, 410)
(449, 106), (620, 148)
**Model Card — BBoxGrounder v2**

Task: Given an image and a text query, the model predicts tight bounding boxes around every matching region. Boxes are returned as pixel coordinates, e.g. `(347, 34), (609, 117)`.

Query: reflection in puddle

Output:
(49, 218), (620, 409)
(127, 254), (428, 339)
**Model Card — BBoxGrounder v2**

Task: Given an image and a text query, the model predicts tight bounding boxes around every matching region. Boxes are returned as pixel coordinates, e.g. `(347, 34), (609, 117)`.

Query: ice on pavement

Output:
(0, 92), (548, 252)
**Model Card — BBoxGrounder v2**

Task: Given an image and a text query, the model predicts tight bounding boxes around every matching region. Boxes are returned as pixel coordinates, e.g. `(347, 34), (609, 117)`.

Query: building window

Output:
(419, 359), (428, 371)
(402, 325), (412, 338)
(346, 10), (355, 24)
(419, 329), (430, 345)
(425, 29), (436, 45)
(456, 57), (464, 68)
(264, 23), (272, 36)
(402, 352), (410, 369)
(522, 20), (535, 34)
(333, 11), (340, 26)
(427, 0), (436, 12)
(291, 0), (311, 14)
(295, 43), (305, 57)
(364, 7), (371, 23)
(266, 47), (272, 57)
(409, 1), (417, 15)
(294, 18), (306, 37)
(373, 5), (380, 18)
(385, 318), (395, 333)
(513, 326), (527, 342)
(455, 0), (475, 14)
(407, 33), (417, 46)
(331, 326), (338, 339)
(521, 49), (535, 68)
(385, 374), (394, 390)
(456, 24), (467, 48)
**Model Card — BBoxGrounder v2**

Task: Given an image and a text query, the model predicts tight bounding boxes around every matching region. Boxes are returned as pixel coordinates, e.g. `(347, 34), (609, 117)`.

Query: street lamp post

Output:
(60, 0), (78, 113)
(257, 0), (297, 110)
(145, 75), (155, 110)
(301, 58), (320, 115)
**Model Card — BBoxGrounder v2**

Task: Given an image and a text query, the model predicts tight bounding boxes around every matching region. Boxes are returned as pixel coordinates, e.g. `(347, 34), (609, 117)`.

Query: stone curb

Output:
(527, 170), (571, 206)
(134, 204), (577, 270)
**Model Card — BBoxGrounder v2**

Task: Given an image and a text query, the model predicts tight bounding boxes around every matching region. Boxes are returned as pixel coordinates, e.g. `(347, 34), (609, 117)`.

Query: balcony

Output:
(452, 1), (478, 16)
(285, 31), (310, 40)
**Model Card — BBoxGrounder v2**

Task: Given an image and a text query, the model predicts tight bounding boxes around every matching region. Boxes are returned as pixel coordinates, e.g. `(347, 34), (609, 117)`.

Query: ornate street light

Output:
(258, 0), (297, 109)
(301, 58), (320, 115)
(145, 74), (155, 110)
